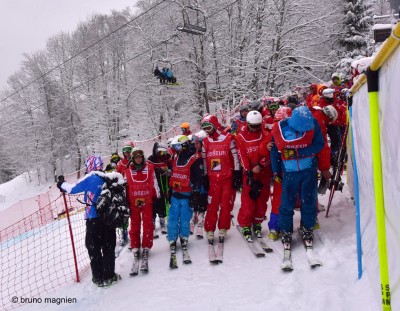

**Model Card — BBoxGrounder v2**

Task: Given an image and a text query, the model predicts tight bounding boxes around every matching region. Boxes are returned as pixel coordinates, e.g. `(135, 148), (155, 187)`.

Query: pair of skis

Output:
(236, 225), (273, 257)
(130, 250), (149, 276)
(169, 244), (192, 269)
(208, 238), (224, 264)
(281, 229), (323, 272)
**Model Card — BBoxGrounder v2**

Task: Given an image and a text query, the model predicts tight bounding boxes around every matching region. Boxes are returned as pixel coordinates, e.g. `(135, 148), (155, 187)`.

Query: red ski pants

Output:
(271, 178), (282, 215)
(237, 172), (271, 228)
(204, 177), (234, 232)
(129, 204), (154, 249)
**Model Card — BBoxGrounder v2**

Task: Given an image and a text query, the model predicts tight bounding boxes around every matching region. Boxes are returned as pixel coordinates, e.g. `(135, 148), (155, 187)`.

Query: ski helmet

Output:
(122, 140), (135, 153)
(201, 114), (220, 132)
(130, 147), (145, 170)
(322, 88), (335, 99)
(288, 106), (314, 132)
(248, 100), (263, 112)
(322, 105), (338, 122)
(172, 135), (190, 151)
(180, 122), (191, 134)
(85, 155), (103, 173)
(246, 111), (262, 125)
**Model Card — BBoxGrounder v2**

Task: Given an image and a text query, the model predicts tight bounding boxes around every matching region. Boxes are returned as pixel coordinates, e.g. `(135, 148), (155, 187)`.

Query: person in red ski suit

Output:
(201, 114), (241, 244)
(125, 147), (160, 266)
(116, 140), (135, 177)
(260, 106), (293, 240)
(235, 110), (273, 241)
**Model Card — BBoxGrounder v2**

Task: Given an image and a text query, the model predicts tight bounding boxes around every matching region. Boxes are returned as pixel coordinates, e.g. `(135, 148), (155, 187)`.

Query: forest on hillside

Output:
(0, 0), (395, 183)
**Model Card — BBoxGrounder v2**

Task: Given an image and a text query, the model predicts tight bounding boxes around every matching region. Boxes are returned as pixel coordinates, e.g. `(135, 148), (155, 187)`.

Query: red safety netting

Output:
(0, 193), (88, 311)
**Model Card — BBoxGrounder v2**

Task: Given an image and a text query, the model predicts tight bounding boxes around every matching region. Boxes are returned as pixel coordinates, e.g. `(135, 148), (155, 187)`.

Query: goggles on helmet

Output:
(201, 123), (214, 132)
(122, 146), (133, 153)
(132, 150), (144, 158)
(172, 144), (183, 151)
(268, 103), (279, 111)
(158, 150), (167, 156)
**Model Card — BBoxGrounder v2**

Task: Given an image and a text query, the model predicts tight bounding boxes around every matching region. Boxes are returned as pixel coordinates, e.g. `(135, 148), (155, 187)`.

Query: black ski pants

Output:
(85, 218), (116, 282)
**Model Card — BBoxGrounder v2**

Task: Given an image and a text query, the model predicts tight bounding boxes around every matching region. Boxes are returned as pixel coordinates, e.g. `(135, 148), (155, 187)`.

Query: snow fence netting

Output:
(351, 45), (400, 309)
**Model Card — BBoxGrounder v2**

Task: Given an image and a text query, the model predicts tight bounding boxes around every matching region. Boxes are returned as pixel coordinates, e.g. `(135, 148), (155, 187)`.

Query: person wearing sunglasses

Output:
(235, 111), (273, 242)
(147, 142), (172, 237)
(200, 114), (241, 261)
(125, 147), (160, 275)
(116, 140), (135, 177)
(168, 135), (203, 267)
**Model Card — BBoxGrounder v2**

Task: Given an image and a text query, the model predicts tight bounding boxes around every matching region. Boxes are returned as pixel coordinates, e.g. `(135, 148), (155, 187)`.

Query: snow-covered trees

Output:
(0, 0), (371, 183)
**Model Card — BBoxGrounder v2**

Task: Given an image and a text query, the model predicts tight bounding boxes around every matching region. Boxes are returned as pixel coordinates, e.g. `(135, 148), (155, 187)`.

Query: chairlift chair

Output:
(177, 6), (207, 35)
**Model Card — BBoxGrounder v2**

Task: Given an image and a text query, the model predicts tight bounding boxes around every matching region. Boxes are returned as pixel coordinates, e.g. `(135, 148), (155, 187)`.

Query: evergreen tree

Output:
(340, 0), (372, 56)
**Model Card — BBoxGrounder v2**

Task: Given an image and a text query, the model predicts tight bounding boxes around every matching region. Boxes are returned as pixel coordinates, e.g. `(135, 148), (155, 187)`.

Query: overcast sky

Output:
(0, 0), (137, 90)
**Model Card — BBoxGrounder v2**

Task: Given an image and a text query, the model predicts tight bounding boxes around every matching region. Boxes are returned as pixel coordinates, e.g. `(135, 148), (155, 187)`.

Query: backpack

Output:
(95, 172), (130, 228)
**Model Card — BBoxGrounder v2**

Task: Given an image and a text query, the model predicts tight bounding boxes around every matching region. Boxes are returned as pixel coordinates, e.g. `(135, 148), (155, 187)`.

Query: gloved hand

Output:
(203, 175), (210, 192)
(273, 173), (282, 184)
(246, 170), (254, 187)
(232, 170), (242, 190)
(249, 180), (263, 200)
(283, 148), (295, 159)
(189, 190), (201, 210)
(56, 175), (65, 192)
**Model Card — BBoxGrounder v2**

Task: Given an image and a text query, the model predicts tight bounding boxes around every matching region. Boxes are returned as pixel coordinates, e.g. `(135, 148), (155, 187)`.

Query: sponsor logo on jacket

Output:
(171, 173), (189, 180)
(133, 190), (151, 196)
(207, 150), (227, 157)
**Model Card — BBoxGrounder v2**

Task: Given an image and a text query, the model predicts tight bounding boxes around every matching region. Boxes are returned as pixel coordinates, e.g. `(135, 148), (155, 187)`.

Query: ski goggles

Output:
(201, 123), (214, 132)
(132, 151), (144, 158)
(157, 150), (167, 156)
(268, 103), (279, 111)
(248, 124), (261, 130)
(172, 144), (183, 151)
(122, 146), (133, 153)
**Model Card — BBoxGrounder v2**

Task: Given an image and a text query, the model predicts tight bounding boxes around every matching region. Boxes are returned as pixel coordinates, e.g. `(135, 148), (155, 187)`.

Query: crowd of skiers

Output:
(56, 71), (350, 286)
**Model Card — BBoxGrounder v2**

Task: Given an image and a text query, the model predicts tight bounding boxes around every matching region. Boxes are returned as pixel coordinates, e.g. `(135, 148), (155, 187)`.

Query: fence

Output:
(0, 193), (88, 311)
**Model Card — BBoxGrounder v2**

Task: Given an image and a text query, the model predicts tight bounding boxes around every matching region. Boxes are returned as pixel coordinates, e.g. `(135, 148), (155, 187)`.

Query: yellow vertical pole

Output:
(367, 69), (391, 311)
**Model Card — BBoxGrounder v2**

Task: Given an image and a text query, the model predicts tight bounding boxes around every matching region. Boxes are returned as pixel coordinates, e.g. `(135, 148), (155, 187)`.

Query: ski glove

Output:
(246, 170), (254, 187)
(56, 175), (65, 192)
(203, 175), (210, 192)
(249, 180), (263, 200)
(189, 190), (201, 210)
(232, 170), (242, 190)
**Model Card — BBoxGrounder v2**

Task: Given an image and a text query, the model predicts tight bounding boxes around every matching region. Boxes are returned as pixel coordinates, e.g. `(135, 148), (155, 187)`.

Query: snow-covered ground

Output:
(0, 173), (53, 212)
(7, 175), (378, 311)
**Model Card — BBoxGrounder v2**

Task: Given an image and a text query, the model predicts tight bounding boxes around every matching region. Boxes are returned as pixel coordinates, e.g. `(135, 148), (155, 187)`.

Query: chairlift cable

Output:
(0, 0), (168, 104)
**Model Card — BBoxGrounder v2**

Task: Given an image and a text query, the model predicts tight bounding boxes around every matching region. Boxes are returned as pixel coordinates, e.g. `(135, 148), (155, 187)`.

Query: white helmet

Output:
(246, 110), (262, 125)
(322, 88), (335, 99)
(322, 105), (338, 122)
(167, 137), (174, 146)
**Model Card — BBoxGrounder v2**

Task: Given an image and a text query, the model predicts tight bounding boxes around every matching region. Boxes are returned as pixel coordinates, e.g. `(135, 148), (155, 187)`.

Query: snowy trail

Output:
(19, 181), (377, 311)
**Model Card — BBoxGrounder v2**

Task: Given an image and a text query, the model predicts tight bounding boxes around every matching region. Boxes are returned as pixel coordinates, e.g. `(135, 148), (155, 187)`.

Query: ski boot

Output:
(104, 273), (122, 287)
(268, 229), (279, 241)
(130, 248), (140, 276)
(169, 240), (178, 269)
(253, 223), (262, 239)
(140, 248), (149, 273)
(281, 231), (292, 250)
(160, 217), (167, 234)
(299, 224), (314, 248)
(196, 213), (204, 238)
(180, 237), (191, 264)
(242, 226), (253, 242)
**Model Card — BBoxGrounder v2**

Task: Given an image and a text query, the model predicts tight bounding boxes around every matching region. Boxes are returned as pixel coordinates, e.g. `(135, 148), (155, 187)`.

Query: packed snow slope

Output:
(18, 178), (378, 311)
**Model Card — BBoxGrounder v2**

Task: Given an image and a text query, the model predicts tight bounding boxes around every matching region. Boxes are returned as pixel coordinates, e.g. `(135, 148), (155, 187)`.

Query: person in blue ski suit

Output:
(168, 136), (203, 254)
(57, 155), (121, 287)
(270, 106), (325, 242)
